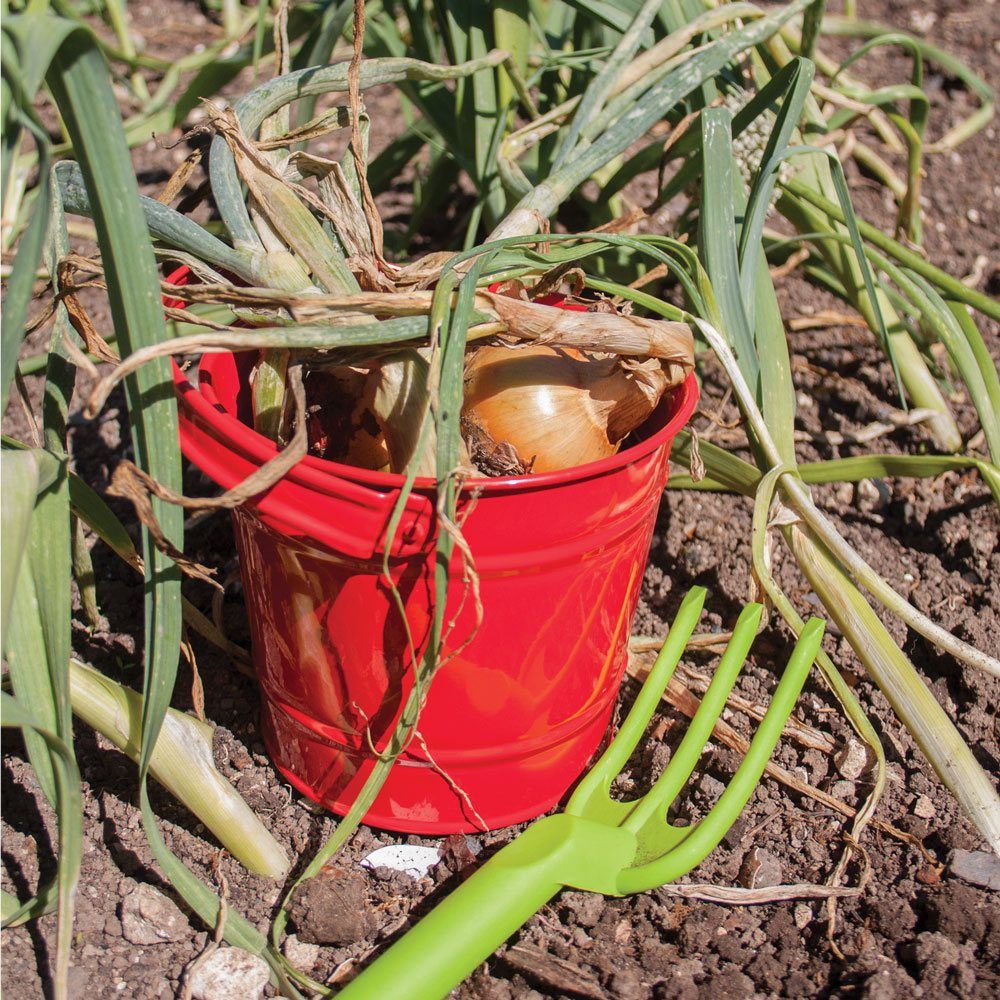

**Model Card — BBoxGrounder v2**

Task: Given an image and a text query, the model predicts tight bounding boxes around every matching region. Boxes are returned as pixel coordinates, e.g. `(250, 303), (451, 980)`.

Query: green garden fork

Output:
(338, 587), (824, 1000)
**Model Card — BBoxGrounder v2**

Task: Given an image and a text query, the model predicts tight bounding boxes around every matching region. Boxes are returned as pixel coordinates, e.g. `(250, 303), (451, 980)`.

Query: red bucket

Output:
(173, 285), (697, 833)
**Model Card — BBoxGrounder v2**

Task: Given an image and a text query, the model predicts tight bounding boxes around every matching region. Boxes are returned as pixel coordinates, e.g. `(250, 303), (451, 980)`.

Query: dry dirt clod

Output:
(65, 966), (89, 996)
(119, 883), (189, 945)
(908, 931), (979, 996)
(288, 867), (373, 945)
(187, 947), (270, 1000)
(440, 833), (480, 877)
(830, 779), (856, 802)
(861, 964), (920, 1000)
(560, 890), (605, 929)
(608, 968), (645, 999)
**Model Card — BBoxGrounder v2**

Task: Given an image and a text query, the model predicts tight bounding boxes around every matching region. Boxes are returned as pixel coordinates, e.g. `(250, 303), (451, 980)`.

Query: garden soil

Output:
(3, 1), (998, 997)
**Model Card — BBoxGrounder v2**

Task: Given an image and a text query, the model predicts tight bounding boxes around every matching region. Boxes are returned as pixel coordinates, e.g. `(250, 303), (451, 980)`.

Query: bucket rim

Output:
(175, 356), (698, 494)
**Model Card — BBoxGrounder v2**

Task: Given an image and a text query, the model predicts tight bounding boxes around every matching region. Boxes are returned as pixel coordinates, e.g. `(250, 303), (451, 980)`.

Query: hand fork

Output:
(337, 587), (825, 1000)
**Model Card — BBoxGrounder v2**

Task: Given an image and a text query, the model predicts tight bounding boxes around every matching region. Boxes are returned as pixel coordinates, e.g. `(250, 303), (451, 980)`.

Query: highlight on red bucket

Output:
(170, 266), (698, 834)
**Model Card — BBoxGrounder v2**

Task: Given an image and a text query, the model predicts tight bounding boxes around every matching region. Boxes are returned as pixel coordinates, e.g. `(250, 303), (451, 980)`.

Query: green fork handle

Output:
(336, 814), (636, 1000)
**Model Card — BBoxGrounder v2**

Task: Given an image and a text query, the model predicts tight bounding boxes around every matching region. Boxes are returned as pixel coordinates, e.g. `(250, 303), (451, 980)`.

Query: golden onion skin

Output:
(462, 345), (666, 474)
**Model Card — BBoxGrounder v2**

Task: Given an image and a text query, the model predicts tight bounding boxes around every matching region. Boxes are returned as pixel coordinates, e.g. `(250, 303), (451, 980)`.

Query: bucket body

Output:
(175, 339), (697, 833)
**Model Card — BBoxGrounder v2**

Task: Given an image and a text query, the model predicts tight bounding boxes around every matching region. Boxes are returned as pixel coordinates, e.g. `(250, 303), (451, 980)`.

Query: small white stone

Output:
(967, 208), (981, 224)
(835, 739), (869, 781)
(120, 884), (189, 946)
(360, 844), (442, 879)
(855, 478), (881, 511)
(794, 904), (813, 929)
(188, 948), (270, 1000)
(283, 934), (320, 972)
(909, 10), (936, 33)
(914, 794), (936, 819)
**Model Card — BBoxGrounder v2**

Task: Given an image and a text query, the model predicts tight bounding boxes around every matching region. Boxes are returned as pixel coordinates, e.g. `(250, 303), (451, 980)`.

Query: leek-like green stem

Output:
(790, 529), (1000, 853)
(69, 660), (289, 879)
(695, 319), (1000, 681)
(693, 318), (1000, 849)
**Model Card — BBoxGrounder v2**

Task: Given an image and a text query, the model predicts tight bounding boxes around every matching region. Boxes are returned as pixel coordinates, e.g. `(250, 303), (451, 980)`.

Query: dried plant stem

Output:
(82, 299), (691, 418)
(168, 283), (690, 359)
(697, 320), (1000, 681)
(657, 881), (862, 905)
(209, 52), (508, 251)
(81, 319), (497, 417)
(109, 366), (309, 514)
(625, 660), (929, 856)
(347, 0), (382, 258)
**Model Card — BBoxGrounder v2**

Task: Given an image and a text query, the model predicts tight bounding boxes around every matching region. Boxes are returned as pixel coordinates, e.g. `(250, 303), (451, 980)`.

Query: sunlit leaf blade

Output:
(738, 58), (815, 308)
(698, 107), (760, 395)
(904, 275), (1000, 463)
(492, 0), (812, 239)
(1, 448), (42, 646)
(2, 881), (58, 928)
(5, 546), (60, 806)
(552, 0), (661, 171)
(44, 25), (302, 983)
(46, 15), (183, 764)
(0, 107), (51, 411)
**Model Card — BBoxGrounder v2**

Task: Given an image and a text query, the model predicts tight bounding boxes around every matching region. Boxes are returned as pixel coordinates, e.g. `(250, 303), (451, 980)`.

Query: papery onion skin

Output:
(462, 345), (669, 474)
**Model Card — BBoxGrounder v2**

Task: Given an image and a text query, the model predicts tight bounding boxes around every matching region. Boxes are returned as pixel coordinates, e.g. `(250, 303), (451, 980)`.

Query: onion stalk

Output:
(69, 660), (290, 878)
(682, 94), (1000, 848)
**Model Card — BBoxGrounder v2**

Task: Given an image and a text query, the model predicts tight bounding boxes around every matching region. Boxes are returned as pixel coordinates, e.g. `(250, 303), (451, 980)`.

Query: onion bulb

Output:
(461, 345), (671, 474)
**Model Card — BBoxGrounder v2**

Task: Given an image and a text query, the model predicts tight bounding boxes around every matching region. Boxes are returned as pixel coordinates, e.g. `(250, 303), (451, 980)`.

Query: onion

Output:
(461, 344), (671, 474)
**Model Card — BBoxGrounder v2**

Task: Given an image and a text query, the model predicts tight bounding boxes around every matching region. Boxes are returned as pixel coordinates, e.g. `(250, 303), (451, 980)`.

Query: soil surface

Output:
(3, 1), (999, 998)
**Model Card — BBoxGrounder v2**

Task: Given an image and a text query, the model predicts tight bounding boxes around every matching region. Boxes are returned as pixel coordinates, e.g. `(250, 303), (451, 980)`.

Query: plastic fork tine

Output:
(621, 601), (763, 837)
(338, 592), (826, 1000)
(618, 616), (826, 893)
(567, 586), (707, 816)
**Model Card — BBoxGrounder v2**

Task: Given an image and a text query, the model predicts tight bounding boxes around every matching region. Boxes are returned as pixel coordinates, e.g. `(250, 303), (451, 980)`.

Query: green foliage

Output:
(4, 3), (1000, 997)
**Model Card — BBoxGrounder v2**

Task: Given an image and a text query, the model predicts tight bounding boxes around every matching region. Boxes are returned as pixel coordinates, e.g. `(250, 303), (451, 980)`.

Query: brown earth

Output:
(2, 1), (999, 998)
